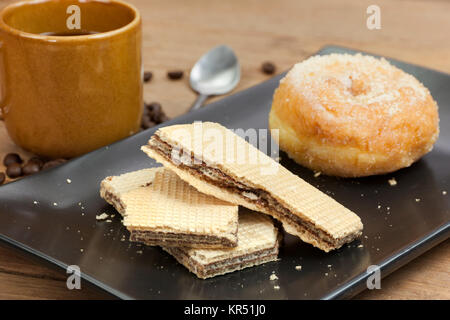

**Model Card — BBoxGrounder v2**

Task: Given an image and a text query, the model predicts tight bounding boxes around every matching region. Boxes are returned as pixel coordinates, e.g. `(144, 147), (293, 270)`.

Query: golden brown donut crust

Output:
(269, 54), (439, 177)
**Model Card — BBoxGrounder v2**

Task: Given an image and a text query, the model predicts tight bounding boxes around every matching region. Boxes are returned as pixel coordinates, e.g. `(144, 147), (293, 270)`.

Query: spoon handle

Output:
(189, 94), (209, 111)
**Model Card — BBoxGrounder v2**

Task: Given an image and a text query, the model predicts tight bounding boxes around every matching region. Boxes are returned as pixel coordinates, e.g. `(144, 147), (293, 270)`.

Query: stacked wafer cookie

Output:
(142, 122), (363, 252)
(100, 167), (280, 278)
(123, 169), (239, 249)
(100, 121), (363, 278)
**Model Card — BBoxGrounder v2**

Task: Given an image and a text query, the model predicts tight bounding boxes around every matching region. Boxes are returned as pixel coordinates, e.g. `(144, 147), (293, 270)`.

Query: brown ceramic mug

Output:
(0, 0), (142, 158)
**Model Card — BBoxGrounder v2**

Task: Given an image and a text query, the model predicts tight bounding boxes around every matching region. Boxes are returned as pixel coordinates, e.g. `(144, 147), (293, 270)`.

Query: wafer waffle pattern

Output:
(122, 169), (239, 248)
(99, 168), (280, 278)
(142, 122), (363, 251)
(100, 167), (164, 215)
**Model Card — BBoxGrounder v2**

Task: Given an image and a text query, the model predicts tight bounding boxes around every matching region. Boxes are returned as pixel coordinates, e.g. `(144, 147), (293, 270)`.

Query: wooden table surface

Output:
(0, 0), (449, 299)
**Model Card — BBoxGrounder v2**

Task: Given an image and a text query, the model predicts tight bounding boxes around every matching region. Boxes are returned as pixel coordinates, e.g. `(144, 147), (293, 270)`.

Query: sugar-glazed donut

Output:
(269, 54), (439, 177)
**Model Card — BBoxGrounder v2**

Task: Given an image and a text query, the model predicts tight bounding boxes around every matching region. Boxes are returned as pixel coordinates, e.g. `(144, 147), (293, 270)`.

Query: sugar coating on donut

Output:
(283, 53), (428, 116)
(270, 53), (439, 177)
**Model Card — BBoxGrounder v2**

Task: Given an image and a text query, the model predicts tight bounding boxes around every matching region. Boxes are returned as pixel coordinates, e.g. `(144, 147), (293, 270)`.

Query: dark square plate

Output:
(0, 46), (449, 299)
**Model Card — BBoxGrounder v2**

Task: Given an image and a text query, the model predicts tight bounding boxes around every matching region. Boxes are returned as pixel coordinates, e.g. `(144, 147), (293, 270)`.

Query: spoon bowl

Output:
(189, 45), (240, 111)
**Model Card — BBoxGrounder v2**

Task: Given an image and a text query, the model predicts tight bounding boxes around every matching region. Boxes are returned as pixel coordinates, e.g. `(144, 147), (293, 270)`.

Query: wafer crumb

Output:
(314, 171), (321, 178)
(96, 213), (109, 221)
(388, 178), (397, 186)
(53, 202), (58, 206)
(357, 244), (364, 248)
(415, 198), (421, 202)
(33, 201), (38, 205)
(295, 265), (302, 271)
(273, 285), (280, 290)
(106, 219), (112, 223)
(66, 179), (72, 184)
(442, 191), (447, 195)
(269, 274), (278, 281)
(80, 249), (84, 253)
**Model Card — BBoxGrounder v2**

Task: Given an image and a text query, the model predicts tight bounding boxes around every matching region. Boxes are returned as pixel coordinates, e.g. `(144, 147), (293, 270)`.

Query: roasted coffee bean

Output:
(146, 102), (162, 114)
(22, 162), (41, 175)
(141, 115), (148, 129)
(3, 153), (23, 166)
(141, 115), (156, 130)
(142, 101), (169, 127)
(42, 159), (67, 170)
(28, 156), (45, 169)
(150, 112), (162, 122)
(143, 71), (153, 83)
(6, 163), (22, 178)
(261, 61), (276, 75)
(152, 112), (169, 124)
(167, 70), (184, 80)
(0, 172), (5, 185)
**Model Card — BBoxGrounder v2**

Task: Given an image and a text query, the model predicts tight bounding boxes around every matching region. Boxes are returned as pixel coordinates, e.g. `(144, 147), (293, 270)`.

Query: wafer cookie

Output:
(163, 210), (280, 279)
(142, 122), (363, 252)
(100, 167), (164, 216)
(123, 168), (239, 249)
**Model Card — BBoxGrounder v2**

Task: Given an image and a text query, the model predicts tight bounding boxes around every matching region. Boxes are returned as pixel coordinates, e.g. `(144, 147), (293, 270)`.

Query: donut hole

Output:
(349, 77), (369, 96)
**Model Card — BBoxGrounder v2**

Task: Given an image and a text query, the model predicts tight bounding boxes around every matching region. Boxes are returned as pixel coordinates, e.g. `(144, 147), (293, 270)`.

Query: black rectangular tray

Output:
(0, 46), (448, 299)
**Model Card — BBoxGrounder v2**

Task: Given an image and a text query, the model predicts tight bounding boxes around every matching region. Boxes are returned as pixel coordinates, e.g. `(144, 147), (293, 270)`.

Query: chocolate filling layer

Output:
(104, 191), (125, 213)
(130, 230), (237, 248)
(149, 135), (357, 249)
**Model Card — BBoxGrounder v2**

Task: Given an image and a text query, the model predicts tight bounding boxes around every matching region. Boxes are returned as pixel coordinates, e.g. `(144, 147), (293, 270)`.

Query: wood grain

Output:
(0, 0), (449, 300)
